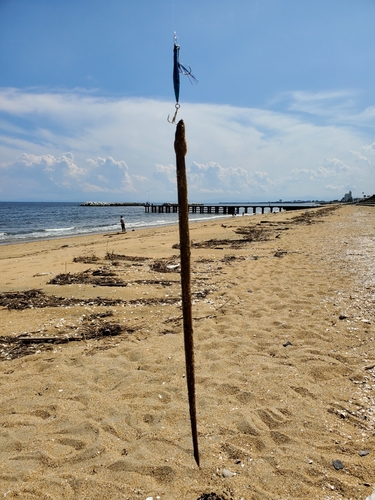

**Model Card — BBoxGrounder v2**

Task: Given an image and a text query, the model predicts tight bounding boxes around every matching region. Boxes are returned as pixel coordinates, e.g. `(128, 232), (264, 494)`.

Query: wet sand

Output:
(0, 204), (374, 500)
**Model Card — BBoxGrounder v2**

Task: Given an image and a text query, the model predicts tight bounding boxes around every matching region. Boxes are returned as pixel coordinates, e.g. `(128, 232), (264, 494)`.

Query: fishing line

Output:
(172, 0), (176, 33)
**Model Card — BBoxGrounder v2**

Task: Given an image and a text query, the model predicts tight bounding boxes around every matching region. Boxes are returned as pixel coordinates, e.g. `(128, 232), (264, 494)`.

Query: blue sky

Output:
(0, 0), (375, 202)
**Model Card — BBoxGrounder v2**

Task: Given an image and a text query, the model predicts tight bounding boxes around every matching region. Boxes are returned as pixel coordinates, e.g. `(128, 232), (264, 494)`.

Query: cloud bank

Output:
(0, 88), (374, 201)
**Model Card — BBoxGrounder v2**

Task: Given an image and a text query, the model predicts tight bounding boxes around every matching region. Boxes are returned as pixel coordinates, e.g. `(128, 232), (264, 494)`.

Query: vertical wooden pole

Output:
(174, 119), (200, 467)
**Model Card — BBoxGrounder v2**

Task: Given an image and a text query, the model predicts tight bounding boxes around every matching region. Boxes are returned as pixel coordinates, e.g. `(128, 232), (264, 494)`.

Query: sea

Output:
(0, 202), (233, 246)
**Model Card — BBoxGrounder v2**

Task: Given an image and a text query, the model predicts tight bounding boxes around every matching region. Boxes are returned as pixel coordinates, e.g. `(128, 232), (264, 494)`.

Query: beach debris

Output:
(234, 226), (271, 241)
(332, 459), (344, 470)
(105, 252), (149, 262)
(0, 289), (66, 310)
(173, 226), (272, 250)
(274, 250), (288, 258)
(291, 212), (313, 224)
(48, 269), (127, 287)
(192, 239), (243, 249)
(73, 254), (100, 263)
(0, 321), (129, 361)
(19, 322), (122, 343)
(0, 289), (181, 311)
(175, 119), (199, 467)
(289, 206), (337, 225)
(222, 468), (236, 478)
(160, 329), (179, 335)
(358, 449), (370, 456)
(195, 257), (215, 263)
(197, 494), (227, 500)
(131, 278), (179, 287)
(222, 254), (240, 263)
(150, 258), (180, 273)
(339, 314), (349, 320)
(283, 341), (292, 347)
(87, 311), (114, 320)
(366, 487), (375, 500)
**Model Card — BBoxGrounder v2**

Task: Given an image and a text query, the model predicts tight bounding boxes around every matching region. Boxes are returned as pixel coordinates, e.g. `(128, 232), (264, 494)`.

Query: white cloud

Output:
(0, 152), (138, 197)
(0, 88), (374, 201)
(361, 142), (375, 155)
(189, 162), (251, 193)
(349, 150), (371, 166)
(321, 158), (351, 174)
(85, 156), (135, 192)
(152, 163), (176, 184)
(296, 158), (355, 179)
(1, 152), (86, 181)
(273, 90), (356, 118)
(324, 184), (346, 192)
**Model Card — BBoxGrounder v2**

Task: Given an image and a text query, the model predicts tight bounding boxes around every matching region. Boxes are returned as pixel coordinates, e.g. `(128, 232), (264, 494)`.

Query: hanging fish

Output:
(168, 33), (197, 124)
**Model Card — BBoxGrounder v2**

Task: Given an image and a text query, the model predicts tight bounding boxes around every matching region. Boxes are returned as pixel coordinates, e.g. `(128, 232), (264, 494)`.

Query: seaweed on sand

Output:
(48, 269), (127, 287)
(0, 289), (183, 311)
(150, 258), (180, 273)
(73, 254), (100, 263)
(172, 226), (272, 250)
(0, 320), (132, 361)
(0, 289), (125, 310)
(233, 226), (271, 241)
(290, 206), (337, 224)
(197, 494), (227, 500)
(105, 252), (149, 262)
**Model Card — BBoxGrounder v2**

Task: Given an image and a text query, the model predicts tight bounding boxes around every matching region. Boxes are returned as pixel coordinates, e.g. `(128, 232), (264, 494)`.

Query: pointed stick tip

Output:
(174, 120), (187, 157)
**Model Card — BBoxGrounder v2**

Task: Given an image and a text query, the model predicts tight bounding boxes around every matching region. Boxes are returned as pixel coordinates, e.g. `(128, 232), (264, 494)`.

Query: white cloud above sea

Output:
(0, 88), (374, 201)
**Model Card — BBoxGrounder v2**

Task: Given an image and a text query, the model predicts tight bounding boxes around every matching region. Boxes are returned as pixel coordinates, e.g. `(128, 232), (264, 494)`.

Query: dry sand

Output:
(0, 204), (374, 500)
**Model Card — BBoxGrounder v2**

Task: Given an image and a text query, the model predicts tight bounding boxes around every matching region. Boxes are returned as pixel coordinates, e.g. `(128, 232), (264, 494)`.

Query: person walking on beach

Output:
(120, 216), (126, 232)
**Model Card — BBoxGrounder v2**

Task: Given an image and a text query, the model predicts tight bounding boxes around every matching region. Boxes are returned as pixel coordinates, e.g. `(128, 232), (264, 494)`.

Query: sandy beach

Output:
(0, 204), (374, 500)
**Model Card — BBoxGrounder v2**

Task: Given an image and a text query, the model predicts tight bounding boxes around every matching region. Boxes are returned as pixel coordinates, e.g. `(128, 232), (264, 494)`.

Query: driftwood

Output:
(17, 323), (123, 344)
(18, 337), (75, 343)
(0, 322), (128, 361)
(175, 120), (199, 467)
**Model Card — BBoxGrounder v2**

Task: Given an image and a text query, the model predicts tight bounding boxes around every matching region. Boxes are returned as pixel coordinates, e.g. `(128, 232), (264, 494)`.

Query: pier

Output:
(144, 202), (321, 215)
(81, 201), (322, 214)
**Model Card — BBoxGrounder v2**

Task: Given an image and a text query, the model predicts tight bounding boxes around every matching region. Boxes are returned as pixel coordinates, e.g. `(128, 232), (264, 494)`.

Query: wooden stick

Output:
(174, 119), (200, 467)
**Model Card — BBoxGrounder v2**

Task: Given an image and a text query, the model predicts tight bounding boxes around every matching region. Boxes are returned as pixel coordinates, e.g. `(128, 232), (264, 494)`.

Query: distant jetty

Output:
(80, 202), (145, 207)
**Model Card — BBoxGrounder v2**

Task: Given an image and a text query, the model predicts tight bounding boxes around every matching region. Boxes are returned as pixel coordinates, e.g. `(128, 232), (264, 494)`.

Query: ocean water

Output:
(0, 202), (231, 245)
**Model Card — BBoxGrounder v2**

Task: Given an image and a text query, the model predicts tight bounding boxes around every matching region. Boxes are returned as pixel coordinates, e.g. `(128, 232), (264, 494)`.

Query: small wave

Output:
(45, 227), (75, 232)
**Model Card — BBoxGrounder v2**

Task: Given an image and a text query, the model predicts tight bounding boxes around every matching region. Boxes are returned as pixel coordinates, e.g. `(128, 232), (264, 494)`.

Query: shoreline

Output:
(0, 211), (233, 248)
(0, 205), (374, 499)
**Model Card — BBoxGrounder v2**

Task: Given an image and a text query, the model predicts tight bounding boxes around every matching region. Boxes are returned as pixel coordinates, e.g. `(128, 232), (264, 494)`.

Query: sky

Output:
(0, 0), (375, 203)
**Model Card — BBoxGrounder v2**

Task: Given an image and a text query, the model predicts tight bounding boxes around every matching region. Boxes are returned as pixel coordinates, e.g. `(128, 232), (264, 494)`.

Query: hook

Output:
(167, 103), (180, 124)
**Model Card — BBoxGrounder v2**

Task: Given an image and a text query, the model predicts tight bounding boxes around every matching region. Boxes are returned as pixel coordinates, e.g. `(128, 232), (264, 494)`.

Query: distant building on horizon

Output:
(342, 190), (353, 202)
